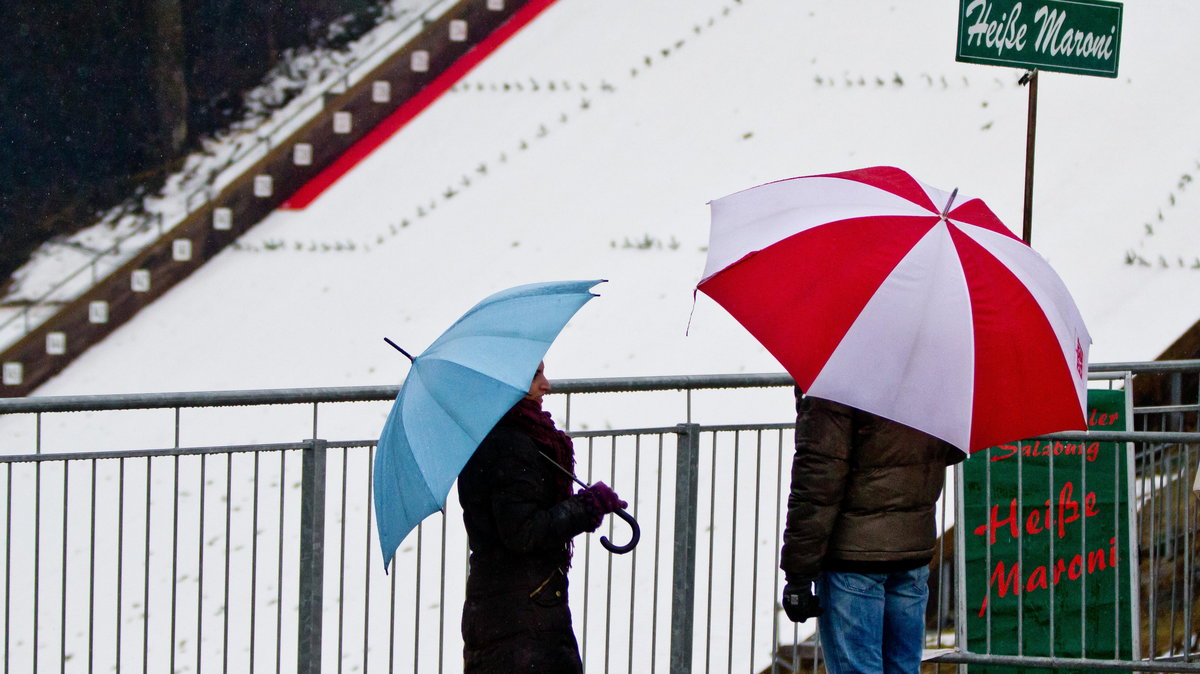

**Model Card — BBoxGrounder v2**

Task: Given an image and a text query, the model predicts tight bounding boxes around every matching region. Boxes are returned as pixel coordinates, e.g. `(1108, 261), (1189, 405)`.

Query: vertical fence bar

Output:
(275, 452), (287, 674)
(169, 456), (179, 674)
(627, 434), (642, 674)
(88, 460), (97, 673)
(438, 509), (447, 674)
(363, 447), (374, 674)
(250, 453), (260, 674)
(34, 417), (41, 674)
(748, 431), (761, 674)
(670, 423), (701, 674)
(651, 433), (666, 674)
(771, 431), (784, 674)
(337, 450), (349, 674)
(4, 464), (10, 674)
(59, 463), (69, 674)
(117, 458), (127, 674)
(297, 439), (327, 674)
(142, 450), (151, 671)
(704, 432), (719, 674)
(197, 456), (208, 674)
(726, 432), (739, 674)
(222, 454), (233, 673)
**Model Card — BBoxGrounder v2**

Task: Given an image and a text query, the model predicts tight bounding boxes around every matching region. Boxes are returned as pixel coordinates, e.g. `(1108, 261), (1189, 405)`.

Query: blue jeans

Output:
(817, 566), (930, 674)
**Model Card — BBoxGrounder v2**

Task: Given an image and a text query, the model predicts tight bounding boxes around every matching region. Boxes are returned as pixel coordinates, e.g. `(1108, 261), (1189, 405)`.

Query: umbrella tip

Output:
(384, 337), (415, 362)
(940, 188), (959, 220)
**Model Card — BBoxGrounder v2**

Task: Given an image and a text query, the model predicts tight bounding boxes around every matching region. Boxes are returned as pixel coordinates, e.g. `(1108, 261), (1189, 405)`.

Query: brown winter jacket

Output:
(780, 392), (965, 580)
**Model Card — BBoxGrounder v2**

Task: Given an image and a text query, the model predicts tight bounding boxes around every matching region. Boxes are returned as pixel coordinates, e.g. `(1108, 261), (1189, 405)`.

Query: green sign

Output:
(962, 389), (1136, 668)
(957, 0), (1123, 77)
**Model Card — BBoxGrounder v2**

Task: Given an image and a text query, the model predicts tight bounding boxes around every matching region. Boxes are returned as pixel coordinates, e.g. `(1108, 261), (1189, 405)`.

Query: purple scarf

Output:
(504, 397), (575, 500)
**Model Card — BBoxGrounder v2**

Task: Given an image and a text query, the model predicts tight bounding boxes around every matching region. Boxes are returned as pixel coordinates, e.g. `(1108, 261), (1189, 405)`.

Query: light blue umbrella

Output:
(373, 279), (605, 571)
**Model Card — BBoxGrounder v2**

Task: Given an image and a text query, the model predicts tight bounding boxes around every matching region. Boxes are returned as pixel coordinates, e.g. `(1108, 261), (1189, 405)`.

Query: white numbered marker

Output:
(372, 81), (391, 103)
(2, 363), (22, 386)
(89, 301), (109, 323)
(293, 143), (313, 166)
(213, 207), (232, 230)
(411, 50), (429, 72)
(131, 269), (151, 292)
(46, 332), (66, 355)
(254, 175), (273, 197)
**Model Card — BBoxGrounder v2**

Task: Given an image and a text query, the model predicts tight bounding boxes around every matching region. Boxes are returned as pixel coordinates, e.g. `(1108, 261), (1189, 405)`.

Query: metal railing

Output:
(0, 362), (1197, 673)
(0, 0), (453, 351)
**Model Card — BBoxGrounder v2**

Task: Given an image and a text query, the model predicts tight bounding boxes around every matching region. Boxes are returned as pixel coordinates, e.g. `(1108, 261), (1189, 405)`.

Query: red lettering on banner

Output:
(1087, 409), (1121, 427)
(1025, 507), (1043, 535)
(974, 500), (1021, 544)
(990, 439), (1102, 463)
(973, 481), (1099, 543)
(1026, 565), (1048, 591)
(1057, 482), (1079, 538)
(978, 560), (1022, 616)
(977, 538), (1120, 617)
(1068, 554), (1084, 580)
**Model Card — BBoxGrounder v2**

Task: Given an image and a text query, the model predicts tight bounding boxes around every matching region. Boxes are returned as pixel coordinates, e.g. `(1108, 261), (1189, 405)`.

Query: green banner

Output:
(957, 0), (1123, 77)
(963, 389), (1134, 669)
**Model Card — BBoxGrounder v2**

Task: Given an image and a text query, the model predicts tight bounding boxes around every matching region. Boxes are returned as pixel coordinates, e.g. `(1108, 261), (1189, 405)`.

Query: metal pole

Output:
(669, 423), (701, 674)
(297, 439), (327, 674)
(1022, 69), (1038, 245)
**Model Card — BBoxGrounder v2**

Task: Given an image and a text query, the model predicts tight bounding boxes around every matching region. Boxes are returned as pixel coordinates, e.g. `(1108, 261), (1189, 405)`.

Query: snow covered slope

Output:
(20, 0), (1200, 402)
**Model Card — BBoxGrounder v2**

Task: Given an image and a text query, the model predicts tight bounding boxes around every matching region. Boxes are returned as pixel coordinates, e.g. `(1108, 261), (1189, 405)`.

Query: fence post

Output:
(298, 438), (327, 674)
(670, 423), (702, 674)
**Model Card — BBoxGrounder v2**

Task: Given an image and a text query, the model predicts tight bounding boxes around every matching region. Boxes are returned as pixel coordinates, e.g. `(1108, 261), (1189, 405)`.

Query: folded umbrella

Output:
(697, 166), (1091, 453)
(373, 279), (636, 571)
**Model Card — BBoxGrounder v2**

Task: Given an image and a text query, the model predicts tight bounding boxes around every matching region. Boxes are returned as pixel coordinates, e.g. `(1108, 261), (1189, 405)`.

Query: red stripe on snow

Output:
(281, 0), (562, 210)
(697, 214), (936, 390)
(948, 226), (1084, 451)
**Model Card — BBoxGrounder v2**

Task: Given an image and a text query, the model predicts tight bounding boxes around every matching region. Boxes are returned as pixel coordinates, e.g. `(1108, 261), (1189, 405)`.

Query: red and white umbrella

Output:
(697, 166), (1091, 453)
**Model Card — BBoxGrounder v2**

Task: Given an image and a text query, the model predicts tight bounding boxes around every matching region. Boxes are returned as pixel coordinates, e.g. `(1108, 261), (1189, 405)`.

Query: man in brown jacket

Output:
(780, 390), (963, 674)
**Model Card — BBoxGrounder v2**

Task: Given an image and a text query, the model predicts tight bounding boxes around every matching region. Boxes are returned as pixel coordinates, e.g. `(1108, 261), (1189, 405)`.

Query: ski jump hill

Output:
(0, 0), (561, 397)
(2, 0), (1199, 406)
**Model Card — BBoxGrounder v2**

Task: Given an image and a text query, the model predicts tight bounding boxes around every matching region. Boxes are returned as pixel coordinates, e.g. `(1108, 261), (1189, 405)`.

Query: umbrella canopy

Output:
(697, 166), (1090, 453)
(373, 279), (604, 570)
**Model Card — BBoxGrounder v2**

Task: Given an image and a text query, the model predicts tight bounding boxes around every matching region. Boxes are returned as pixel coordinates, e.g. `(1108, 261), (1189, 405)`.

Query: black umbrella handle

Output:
(600, 507), (640, 554)
(535, 450), (640, 554)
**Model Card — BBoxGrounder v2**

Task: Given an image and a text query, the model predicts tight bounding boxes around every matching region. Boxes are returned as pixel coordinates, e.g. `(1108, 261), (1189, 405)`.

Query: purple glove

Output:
(584, 481), (627, 513)
(577, 481), (628, 531)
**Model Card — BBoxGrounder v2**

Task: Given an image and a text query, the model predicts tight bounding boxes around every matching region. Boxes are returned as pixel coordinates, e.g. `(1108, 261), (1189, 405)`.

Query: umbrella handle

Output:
(600, 507), (640, 554)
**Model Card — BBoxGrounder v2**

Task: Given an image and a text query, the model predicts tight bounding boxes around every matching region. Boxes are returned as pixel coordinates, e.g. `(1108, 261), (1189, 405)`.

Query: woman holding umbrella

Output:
(457, 361), (627, 673)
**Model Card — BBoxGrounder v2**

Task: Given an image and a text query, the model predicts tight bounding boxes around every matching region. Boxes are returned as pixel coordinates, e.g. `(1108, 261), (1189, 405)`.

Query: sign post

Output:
(956, 0), (1123, 243)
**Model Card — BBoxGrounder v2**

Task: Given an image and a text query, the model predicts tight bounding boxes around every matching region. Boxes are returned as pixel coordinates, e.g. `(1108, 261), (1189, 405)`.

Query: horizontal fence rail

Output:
(0, 362), (1197, 673)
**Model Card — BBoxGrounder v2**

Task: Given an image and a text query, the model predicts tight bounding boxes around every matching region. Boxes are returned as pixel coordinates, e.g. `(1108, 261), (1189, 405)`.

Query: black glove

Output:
(782, 578), (822, 623)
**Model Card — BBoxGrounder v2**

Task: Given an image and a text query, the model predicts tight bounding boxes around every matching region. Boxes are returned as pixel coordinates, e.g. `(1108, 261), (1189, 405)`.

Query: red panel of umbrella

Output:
(697, 166), (1091, 453)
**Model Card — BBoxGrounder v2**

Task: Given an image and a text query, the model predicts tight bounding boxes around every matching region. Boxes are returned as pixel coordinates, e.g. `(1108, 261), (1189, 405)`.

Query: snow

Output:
(6, 0), (1200, 406)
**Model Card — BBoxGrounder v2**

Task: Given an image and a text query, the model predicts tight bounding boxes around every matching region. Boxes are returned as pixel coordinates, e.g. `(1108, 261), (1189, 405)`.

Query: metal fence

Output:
(0, 362), (1197, 673)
